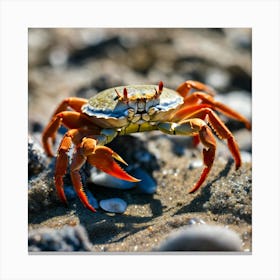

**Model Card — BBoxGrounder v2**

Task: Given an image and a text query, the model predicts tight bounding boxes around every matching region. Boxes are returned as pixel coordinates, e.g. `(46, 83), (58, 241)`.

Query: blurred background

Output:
(28, 28), (251, 132)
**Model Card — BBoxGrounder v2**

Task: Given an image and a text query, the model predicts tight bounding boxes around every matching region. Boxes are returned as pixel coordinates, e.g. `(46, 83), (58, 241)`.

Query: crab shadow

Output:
(174, 158), (234, 215)
(73, 187), (163, 245)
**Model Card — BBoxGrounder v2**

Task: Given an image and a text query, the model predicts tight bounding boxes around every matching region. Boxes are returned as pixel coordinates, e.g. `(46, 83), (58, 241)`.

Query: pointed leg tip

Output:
(188, 186), (199, 194)
(235, 163), (241, 170)
(88, 206), (97, 213)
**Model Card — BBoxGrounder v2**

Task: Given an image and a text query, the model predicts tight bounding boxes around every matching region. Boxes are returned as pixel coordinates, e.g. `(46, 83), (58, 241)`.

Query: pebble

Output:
(28, 225), (92, 251)
(188, 159), (203, 170)
(156, 224), (243, 251)
(99, 198), (127, 213)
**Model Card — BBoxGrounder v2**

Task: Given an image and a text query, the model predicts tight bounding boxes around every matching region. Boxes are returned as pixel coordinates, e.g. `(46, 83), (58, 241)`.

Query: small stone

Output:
(99, 198), (127, 213)
(188, 160), (203, 170)
(156, 224), (243, 251)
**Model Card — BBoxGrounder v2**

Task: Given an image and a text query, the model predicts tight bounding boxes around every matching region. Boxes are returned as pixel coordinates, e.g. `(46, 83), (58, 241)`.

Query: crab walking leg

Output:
(54, 129), (79, 205)
(70, 148), (97, 213)
(70, 138), (140, 212)
(158, 118), (216, 193)
(174, 93), (251, 130)
(52, 97), (88, 116)
(176, 80), (216, 99)
(42, 111), (99, 157)
(177, 107), (242, 169)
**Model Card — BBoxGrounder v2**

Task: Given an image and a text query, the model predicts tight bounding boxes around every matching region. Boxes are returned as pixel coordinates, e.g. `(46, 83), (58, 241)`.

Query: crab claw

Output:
(87, 146), (140, 182)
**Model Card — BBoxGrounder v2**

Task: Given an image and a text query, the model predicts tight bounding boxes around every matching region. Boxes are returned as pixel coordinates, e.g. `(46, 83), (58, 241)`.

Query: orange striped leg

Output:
(42, 111), (98, 157)
(158, 118), (216, 193)
(52, 97), (88, 116)
(189, 124), (216, 193)
(178, 107), (242, 169)
(54, 130), (78, 205)
(176, 80), (216, 99)
(175, 93), (251, 130)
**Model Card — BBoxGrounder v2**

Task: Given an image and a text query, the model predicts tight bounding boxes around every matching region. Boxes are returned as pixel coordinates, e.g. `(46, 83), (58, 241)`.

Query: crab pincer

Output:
(69, 139), (139, 212)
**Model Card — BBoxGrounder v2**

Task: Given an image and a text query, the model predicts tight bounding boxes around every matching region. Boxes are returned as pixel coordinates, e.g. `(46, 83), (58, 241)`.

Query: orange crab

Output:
(42, 80), (251, 213)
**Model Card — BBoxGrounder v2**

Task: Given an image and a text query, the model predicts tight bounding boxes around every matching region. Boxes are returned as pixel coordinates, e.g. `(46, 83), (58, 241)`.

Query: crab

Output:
(42, 80), (251, 213)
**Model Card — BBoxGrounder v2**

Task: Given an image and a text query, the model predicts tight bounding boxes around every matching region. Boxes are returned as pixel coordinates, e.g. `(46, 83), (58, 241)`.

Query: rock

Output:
(203, 163), (252, 222)
(156, 224), (243, 251)
(28, 170), (59, 213)
(28, 225), (92, 252)
(28, 135), (47, 178)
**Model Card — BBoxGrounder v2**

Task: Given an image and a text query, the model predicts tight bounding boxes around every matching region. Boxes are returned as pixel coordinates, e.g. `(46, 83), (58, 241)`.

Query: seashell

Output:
(99, 198), (127, 213)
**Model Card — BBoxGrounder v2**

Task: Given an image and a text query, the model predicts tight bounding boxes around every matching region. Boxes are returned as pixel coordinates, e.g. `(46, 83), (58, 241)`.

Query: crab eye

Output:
(158, 81), (163, 93)
(154, 81), (163, 98)
(114, 88), (129, 103)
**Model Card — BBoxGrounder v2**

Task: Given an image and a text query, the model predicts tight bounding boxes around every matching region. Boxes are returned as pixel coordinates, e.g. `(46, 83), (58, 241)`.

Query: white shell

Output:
(99, 198), (127, 213)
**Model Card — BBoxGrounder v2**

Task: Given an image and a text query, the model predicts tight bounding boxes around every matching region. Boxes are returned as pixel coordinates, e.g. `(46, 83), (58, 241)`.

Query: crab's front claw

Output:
(87, 146), (140, 182)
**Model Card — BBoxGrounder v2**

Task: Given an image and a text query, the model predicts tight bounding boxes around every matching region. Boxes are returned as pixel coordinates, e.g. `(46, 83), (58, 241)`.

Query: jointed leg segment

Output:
(158, 118), (217, 193)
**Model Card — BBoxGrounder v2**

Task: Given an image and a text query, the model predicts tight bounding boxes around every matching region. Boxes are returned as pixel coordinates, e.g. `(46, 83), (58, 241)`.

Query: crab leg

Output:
(52, 97), (88, 116)
(158, 118), (216, 193)
(42, 111), (99, 157)
(54, 129), (81, 205)
(70, 148), (97, 213)
(177, 80), (216, 99)
(174, 92), (251, 130)
(176, 107), (242, 169)
(70, 138), (140, 213)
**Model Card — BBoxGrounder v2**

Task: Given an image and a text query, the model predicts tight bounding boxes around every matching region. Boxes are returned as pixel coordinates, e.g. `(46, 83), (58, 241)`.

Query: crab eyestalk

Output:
(115, 87), (129, 103)
(154, 81), (163, 99)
